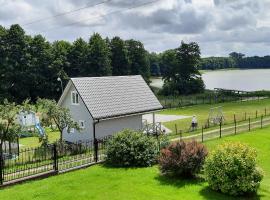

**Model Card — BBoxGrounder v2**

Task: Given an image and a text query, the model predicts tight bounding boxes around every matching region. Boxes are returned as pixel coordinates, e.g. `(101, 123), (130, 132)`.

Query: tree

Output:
(85, 33), (111, 76)
(37, 99), (80, 141)
(161, 41), (205, 95)
(126, 39), (150, 82)
(149, 52), (160, 76)
(67, 38), (88, 77)
(110, 36), (130, 75)
(0, 100), (21, 153)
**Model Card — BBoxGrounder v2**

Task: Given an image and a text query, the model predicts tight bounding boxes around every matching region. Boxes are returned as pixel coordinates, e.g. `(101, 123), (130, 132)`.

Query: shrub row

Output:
(105, 129), (263, 196)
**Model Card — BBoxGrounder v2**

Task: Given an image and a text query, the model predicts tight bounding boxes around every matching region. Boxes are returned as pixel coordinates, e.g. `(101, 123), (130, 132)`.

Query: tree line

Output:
(0, 24), (150, 103)
(198, 52), (270, 70)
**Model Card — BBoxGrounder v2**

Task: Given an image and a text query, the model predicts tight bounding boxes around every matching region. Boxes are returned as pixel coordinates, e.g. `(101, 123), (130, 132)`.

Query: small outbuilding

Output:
(58, 75), (163, 142)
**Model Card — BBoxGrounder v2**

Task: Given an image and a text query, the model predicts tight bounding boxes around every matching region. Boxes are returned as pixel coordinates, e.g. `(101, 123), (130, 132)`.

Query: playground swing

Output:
(207, 106), (225, 127)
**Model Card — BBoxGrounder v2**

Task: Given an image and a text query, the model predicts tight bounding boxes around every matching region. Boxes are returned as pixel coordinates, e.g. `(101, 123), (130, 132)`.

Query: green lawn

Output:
(20, 128), (60, 149)
(1, 127), (270, 200)
(160, 98), (270, 135)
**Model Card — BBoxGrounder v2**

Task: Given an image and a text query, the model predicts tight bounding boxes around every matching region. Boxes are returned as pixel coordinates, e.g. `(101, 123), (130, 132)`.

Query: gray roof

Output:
(71, 75), (163, 120)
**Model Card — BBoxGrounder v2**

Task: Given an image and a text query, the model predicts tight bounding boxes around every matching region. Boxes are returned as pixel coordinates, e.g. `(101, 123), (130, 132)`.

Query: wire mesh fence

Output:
(177, 115), (270, 143)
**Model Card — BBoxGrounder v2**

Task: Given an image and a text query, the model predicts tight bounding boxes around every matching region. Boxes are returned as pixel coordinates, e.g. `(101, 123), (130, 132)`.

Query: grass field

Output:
(1, 126), (270, 200)
(160, 98), (270, 135)
(20, 128), (60, 149)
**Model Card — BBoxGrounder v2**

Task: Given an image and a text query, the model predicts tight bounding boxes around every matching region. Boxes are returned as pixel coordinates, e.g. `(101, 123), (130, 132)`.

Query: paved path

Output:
(143, 114), (191, 123)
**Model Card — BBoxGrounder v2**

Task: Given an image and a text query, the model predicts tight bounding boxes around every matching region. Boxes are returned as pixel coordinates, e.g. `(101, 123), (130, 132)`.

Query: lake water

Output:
(151, 69), (270, 91)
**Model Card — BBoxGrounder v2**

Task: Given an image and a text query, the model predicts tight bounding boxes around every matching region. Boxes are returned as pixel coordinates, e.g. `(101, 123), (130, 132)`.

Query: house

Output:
(57, 75), (163, 142)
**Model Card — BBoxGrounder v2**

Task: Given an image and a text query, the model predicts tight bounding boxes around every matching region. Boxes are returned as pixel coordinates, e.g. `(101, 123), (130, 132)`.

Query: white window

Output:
(71, 91), (79, 105)
(69, 128), (75, 133)
(79, 120), (85, 129)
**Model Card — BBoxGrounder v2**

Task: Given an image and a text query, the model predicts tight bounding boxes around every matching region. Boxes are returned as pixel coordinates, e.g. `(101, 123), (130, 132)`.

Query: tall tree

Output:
(67, 38), (88, 77)
(161, 41), (204, 95)
(110, 36), (130, 75)
(126, 39), (150, 82)
(85, 33), (111, 76)
(149, 52), (160, 76)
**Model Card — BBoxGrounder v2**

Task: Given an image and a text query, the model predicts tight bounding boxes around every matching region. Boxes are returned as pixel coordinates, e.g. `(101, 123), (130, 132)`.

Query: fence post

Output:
(265, 108), (267, 116)
(219, 122), (222, 138)
(245, 112), (247, 121)
(249, 117), (251, 131)
(0, 151), (3, 185)
(261, 115), (263, 129)
(234, 114), (237, 135)
(53, 144), (58, 172)
(94, 138), (98, 162)
(256, 110), (258, 118)
(201, 127), (204, 143)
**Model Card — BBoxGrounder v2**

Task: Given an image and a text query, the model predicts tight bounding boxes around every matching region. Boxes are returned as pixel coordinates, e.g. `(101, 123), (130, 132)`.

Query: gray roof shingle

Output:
(71, 75), (163, 120)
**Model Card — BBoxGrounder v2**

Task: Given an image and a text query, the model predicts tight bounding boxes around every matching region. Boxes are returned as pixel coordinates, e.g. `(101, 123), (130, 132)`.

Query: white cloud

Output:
(0, 0), (270, 56)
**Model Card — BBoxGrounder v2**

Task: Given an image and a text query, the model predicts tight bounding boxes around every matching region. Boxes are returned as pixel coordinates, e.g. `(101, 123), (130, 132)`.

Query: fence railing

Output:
(0, 136), (111, 185)
(175, 115), (270, 143)
(159, 95), (267, 109)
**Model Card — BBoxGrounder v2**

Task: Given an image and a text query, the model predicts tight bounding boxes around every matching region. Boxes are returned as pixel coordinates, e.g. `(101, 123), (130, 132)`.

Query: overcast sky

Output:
(0, 0), (270, 57)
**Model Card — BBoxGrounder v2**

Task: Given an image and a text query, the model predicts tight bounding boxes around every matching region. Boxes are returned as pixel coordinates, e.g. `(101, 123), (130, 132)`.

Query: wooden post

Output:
(201, 127), (204, 143)
(234, 114), (237, 135)
(261, 115), (263, 129)
(249, 117), (251, 131)
(219, 122), (222, 138)
(175, 124), (178, 135)
(256, 110), (258, 118)
(265, 108), (267, 116)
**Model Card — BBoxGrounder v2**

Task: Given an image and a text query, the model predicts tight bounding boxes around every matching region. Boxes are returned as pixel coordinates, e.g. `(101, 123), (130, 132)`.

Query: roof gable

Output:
(69, 75), (163, 120)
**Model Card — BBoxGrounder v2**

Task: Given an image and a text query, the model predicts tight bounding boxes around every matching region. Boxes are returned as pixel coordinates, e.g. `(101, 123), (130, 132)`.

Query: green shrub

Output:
(105, 129), (158, 167)
(204, 142), (263, 196)
(159, 140), (208, 177)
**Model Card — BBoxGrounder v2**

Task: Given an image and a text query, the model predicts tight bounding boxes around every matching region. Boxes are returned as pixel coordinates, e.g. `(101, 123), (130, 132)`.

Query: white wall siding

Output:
(61, 83), (93, 142)
(96, 115), (143, 139)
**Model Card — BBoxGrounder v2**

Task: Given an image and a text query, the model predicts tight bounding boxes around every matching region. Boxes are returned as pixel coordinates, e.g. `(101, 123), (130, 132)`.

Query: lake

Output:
(151, 69), (270, 91)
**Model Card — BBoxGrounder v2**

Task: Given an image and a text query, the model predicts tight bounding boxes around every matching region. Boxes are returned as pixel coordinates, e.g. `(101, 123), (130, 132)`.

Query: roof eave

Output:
(94, 107), (164, 121)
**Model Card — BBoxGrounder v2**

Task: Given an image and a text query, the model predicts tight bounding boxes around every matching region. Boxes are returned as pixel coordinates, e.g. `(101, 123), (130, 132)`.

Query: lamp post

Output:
(57, 77), (63, 93)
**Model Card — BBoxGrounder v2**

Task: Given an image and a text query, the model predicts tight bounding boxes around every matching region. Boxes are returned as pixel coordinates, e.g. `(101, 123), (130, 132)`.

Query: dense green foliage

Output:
(204, 142), (263, 196)
(105, 129), (158, 167)
(0, 24), (150, 103)
(159, 140), (207, 177)
(159, 41), (205, 95)
(199, 52), (270, 70)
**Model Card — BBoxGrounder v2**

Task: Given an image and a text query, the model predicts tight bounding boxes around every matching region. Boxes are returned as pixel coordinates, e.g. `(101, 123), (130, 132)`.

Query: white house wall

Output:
(61, 83), (93, 142)
(96, 115), (143, 139)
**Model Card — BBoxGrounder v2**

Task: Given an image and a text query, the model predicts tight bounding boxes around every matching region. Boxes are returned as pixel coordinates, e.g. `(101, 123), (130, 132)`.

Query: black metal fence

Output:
(0, 136), (111, 185)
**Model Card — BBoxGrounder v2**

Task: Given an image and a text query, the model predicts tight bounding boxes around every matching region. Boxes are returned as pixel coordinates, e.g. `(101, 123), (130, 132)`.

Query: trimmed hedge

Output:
(204, 142), (263, 196)
(159, 140), (208, 177)
(105, 129), (158, 167)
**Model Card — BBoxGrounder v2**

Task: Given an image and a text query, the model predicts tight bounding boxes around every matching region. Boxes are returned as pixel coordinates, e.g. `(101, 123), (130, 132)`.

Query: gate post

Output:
(0, 151), (3, 185)
(53, 144), (58, 172)
(94, 139), (98, 163)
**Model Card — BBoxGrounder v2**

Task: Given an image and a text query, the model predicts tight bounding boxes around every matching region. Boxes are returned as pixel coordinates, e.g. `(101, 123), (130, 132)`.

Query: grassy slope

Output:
(160, 98), (270, 134)
(1, 127), (270, 200)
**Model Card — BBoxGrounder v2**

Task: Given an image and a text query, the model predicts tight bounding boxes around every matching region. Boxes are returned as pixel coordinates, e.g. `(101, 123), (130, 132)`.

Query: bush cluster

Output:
(105, 129), (158, 167)
(159, 140), (208, 177)
(204, 142), (263, 196)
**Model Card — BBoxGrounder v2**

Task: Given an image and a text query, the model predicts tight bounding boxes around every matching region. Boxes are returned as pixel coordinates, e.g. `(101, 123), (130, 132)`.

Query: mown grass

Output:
(1, 127), (270, 200)
(20, 128), (60, 149)
(160, 98), (270, 135)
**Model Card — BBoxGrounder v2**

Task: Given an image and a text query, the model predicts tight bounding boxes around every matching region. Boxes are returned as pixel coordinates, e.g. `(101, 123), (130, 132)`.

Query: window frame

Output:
(71, 91), (79, 105)
(79, 120), (85, 129)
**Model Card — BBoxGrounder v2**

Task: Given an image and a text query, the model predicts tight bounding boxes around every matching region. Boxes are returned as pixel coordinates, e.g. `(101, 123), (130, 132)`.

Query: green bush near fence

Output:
(204, 142), (263, 196)
(105, 129), (158, 167)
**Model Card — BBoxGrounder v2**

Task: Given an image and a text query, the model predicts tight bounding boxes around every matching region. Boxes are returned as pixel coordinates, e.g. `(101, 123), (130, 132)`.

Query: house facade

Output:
(58, 75), (163, 142)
